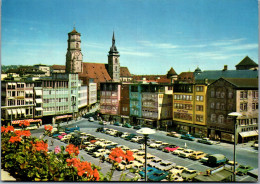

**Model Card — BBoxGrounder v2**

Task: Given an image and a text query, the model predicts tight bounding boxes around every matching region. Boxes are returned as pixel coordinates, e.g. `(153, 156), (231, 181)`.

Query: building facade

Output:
(207, 78), (258, 143)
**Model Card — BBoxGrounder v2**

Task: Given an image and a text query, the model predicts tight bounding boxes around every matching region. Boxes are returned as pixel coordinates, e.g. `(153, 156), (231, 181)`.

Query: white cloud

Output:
(223, 43), (258, 51)
(138, 40), (179, 49)
(210, 38), (246, 46)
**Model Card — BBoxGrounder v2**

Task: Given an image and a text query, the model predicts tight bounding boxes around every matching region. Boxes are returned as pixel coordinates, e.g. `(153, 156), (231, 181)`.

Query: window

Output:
(196, 86), (204, 92)
(211, 114), (216, 123)
(210, 102), (215, 109)
(221, 103), (225, 110)
(252, 103), (258, 110)
(240, 91), (248, 99)
(252, 91), (258, 98)
(196, 105), (203, 111)
(228, 91), (233, 98)
(240, 103), (248, 111)
(221, 92), (225, 98)
(196, 115), (203, 122)
(196, 95), (203, 101)
(216, 102), (220, 110)
(216, 91), (221, 98)
(218, 115), (224, 123)
(211, 90), (215, 98)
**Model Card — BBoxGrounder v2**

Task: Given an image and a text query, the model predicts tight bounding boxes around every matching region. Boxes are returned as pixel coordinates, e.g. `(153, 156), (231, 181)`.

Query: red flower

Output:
(1, 126), (6, 133)
(22, 130), (31, 137)
(44, 125), (53, 132)
(32, 140), (48, 152)
(65, 144), (79, 156)
(93, 168), (100, 181)
(109, 147), (134, 163)
(9, 136), (22, 143)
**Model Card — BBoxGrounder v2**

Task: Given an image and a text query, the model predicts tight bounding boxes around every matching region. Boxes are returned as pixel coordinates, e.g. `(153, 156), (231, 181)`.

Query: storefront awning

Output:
(21, 109), (26, 114)
(35, 107), (43, 111)
(36, 99), (43, 103)
(239, 131), (258, 137)
(35, 90), (42, 96)
(12, 119), (42, 124)
(25, 91), (30, 94)
(7, 110), (12, 115)
(12, 109), (17, 114)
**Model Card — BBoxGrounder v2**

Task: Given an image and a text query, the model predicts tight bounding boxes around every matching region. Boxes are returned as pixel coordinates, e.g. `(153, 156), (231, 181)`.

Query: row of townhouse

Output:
(99, 69), (258, 143)
(1, 73), (97, 125)
(99, 82), (174, 129)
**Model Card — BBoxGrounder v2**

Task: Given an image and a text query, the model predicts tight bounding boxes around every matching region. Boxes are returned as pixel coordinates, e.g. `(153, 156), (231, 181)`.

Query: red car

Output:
(163, 145), (180, 153)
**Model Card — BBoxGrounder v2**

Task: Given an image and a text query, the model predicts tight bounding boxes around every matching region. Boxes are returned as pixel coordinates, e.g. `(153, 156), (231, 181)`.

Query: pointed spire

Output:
(112, 31), (115, 46)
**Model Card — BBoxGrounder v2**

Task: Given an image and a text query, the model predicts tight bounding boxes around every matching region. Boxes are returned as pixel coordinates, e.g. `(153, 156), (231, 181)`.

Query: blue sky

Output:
(2, 0), (259, 75)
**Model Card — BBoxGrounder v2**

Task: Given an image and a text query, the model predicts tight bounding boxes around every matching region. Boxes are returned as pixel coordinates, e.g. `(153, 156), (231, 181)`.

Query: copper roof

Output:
(120, 67), (131, 77)
(52, 65), (66, 70)
(79, 62), (111, 84)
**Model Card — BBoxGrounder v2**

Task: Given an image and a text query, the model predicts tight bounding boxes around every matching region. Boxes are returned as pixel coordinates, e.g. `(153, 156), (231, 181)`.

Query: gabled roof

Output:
(223, 78), (258, 88)
(120, 67), (131, 77)
(210, 78), (258, 89)
(236, 56), (258, 67)
(79, 62), (111, 84)
(52, 65), (66, 70)
(167, 67), (177, 75)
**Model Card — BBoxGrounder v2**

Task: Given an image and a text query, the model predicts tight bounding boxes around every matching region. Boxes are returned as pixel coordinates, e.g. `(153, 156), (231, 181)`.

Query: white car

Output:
(131, 136), (143, 142)
(149, 141), (163, 148)
(93, 149), (110, 157)
(89, 117), (95, 122)
(169, 165), (188, 175)
(179, 149), (194, 158)
(121, 132), (130, 138)
(172, 147), (185, 155)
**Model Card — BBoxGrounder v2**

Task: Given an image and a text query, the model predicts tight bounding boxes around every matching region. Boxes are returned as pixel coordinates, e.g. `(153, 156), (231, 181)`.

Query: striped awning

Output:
(17, 109), (21, 114)
(12, 119), (42, 124)
(55, 115), (72, 120)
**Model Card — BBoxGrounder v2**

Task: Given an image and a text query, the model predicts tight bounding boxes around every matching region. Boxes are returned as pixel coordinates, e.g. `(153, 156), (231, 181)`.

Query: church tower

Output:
(66, 28), (83, 73)
(108, 32), (120, 82)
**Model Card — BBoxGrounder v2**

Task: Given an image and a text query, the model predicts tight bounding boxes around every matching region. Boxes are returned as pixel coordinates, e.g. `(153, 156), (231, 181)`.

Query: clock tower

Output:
(66, 28), (83, 73)
(108, 32), (120, 82)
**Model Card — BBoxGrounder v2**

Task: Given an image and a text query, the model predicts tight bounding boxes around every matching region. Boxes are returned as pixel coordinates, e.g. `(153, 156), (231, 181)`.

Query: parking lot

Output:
(31, 118), (258, 182)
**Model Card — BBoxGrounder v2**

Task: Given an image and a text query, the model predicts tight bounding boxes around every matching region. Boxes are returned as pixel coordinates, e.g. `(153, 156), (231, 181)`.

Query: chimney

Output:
(223, 65), (228, 71)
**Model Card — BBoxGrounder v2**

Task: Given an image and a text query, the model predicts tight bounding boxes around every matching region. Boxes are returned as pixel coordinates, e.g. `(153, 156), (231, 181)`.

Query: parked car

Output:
(149, 141), (163, 148)
(197, 138), (214, 145)
(172, 147), (185, 155)
(139, 167), (158, 178)
(65, 126), (80, 133)
(179, 149), (194, 158)
(125, 133), (136, 140)
(148, 170), (169, 181)
(114, 131), (123, 137)
(131, 136), (143, 143)
(121, 132), (130, 138)
(236, 165), (253, 176)
(93, 149), (110, 158)
(167, 131), (181, 138)
(113, 122), (121, 126)
(89, 117), (95, 122)
(169, 165), (188, 175)
(159, 160), (176, 171)
(181, 134), (195, 141)
(189, 151), (206, 160)
(163, 145), (180, 153)
(133, 125), (142, 130)
(122, 123), (132, 128)
(157, 144), (169, 150)
(181, 169), (198, 181)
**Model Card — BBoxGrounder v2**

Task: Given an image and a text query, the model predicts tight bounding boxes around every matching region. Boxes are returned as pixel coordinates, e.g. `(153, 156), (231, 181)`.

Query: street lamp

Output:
(136, 127), (156, 181)
(228, 112), (242, 182)
(71, 95), (76, 122)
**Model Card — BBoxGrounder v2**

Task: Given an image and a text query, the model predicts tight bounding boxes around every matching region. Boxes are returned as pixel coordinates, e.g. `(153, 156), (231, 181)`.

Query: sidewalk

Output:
(1, 169), (16, 181)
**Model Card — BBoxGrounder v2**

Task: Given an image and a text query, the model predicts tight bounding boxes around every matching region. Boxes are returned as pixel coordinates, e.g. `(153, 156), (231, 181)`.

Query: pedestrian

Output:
(184, 142), (187, 149)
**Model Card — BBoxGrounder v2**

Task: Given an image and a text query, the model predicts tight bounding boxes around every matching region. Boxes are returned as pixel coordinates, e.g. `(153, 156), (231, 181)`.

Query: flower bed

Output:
(1, 123), (139, 181)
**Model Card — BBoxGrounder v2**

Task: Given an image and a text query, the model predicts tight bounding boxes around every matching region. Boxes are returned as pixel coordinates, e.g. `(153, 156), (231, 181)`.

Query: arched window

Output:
(211, 114), (216, 123)
(218, 115), (224, 123)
